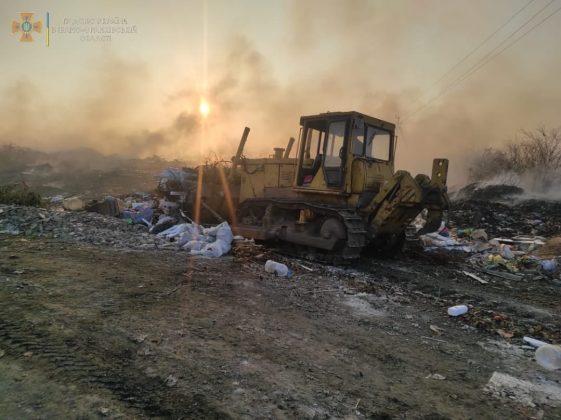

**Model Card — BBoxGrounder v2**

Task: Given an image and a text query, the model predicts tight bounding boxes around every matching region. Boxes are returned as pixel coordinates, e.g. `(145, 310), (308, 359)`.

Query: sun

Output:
(199, 98), (210, 117)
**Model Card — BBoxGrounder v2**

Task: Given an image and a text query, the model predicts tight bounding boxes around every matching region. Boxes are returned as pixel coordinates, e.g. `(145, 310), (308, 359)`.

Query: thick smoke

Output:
(2, 0), (561, 187)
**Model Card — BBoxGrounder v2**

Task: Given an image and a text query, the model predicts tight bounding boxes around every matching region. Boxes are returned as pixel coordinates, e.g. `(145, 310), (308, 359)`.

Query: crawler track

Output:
(238, 199), (369, 264)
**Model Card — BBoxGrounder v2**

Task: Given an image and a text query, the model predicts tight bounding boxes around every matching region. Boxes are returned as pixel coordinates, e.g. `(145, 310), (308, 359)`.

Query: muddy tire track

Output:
(0, 308), (229, 419)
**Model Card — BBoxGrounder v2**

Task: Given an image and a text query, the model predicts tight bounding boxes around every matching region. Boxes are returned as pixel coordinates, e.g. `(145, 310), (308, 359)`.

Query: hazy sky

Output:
(2, 0), (561, 185)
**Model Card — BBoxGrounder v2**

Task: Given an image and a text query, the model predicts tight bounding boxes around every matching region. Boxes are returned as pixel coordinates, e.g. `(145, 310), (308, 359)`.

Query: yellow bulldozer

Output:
(231, 111), (449, 260)
(163, 111), (449, 261)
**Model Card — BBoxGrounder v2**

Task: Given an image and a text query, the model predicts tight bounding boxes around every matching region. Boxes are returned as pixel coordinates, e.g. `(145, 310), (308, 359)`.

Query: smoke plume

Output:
(2, 0), (561, 188)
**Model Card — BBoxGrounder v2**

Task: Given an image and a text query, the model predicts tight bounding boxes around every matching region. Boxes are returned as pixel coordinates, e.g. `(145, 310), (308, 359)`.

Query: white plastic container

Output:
(523, 336), (548, 348)
(447, 305), (468, 317)
(500, 244), (514, 260)
(265, 260), (292, 277)
(535, 345), (561, 371)
(540, 259), (557, 272)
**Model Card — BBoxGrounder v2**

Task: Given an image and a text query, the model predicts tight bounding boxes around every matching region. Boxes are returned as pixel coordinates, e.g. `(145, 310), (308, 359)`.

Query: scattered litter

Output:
(264, 260), (293, 278)
(471, 228), (488, 241)
(296, 263), (314, 272)
(425, 373), (446, 380)
(429, 325), (444, 335)
(98, 407), (110, 416)
(419, 232), (471, 252)
(189, 222), (234, 258)
(121, 205), (154, 226)
(447, 305), (468, 317)
(540, 259), (557, 272)
(420, 336), (448, 344)
(62, 196), (85, 211)
(462, 270), (488, 284)
(86, 196), (124, 217)
(164, 374), (178, 387)
(149, 215), (177, 235)
(49, 195), (64, 205)
(134, 334), (147, 343)
(482, 269), (524, 281)
(158, 222), (201, 242)
(0, 224), (20, 235)
(499, 244), (515, 260)
(523, 336), (548, 348)
(535, 345), (561, 371)
(416, 199), (560, 285)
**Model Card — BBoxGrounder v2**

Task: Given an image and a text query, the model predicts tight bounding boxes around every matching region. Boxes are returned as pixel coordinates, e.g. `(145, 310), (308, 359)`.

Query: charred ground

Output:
(1, 162), (561, 418)
(0, 232), (560, 418)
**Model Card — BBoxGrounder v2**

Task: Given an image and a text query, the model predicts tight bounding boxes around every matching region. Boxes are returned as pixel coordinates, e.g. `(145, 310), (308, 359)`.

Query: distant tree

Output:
(469, 127), (561, 188)
(507, 127), (561, 173)
(468, 147), (510, 181)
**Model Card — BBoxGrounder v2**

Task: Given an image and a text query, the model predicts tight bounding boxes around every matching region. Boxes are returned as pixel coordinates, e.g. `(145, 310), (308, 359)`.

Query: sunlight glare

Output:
(199, 98), (210, 117)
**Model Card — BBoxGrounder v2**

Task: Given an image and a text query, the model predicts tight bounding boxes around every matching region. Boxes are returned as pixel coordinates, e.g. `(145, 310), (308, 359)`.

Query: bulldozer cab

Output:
(295, 112), (396, 197)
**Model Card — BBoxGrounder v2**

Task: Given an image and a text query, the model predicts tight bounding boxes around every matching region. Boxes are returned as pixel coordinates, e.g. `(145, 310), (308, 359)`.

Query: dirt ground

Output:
(0, 236), (560, 419)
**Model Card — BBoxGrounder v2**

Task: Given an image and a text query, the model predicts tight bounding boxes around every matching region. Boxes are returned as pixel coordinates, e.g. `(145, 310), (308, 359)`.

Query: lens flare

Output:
(199, 98), (210, 117)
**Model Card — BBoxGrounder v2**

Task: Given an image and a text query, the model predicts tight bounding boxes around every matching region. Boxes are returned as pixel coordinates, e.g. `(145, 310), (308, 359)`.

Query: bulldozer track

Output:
(239, 199), (368, 264)
(0, 306), (227, 418)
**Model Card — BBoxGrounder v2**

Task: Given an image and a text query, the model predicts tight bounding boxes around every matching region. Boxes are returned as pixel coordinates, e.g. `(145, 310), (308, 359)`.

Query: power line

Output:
(455, 1), (561, 87)
(407, 0), (560, 119)
(408, 0), (558, 118)
(413, 0), (536, 105)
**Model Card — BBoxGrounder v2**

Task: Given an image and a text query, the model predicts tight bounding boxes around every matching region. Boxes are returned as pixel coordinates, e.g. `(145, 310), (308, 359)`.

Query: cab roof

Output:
(300, 111), (396, 132)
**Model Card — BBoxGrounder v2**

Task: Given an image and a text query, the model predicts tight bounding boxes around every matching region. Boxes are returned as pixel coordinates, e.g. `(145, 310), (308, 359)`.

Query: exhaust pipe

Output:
(284, 137), (295, 158)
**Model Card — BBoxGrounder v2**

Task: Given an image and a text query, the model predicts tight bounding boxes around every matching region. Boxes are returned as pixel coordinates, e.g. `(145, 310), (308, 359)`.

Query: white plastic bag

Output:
(190, 222), (234, 257)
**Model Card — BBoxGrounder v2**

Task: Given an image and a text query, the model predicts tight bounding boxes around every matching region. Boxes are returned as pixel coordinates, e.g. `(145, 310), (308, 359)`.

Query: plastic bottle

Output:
(523, 336), (547, 348)
(540, 259), (558, 272)
(535, 344), (561, 371)
(447, 305), (468, 316)
(265, 260), (292, 278)
(500, 244), (514, 260)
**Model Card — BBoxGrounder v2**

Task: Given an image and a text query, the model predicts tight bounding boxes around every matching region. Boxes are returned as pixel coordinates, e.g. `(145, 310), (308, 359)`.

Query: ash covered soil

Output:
(1, 233), (560, 419)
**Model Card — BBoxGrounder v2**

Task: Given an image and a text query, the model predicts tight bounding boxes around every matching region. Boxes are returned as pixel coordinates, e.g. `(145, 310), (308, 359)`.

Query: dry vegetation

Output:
(0, 184), (41, 207)
(469, 127), (561, 188)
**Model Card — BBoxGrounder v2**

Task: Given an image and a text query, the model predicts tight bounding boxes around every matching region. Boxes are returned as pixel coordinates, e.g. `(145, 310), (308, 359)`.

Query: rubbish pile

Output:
(1, 179), (244, 257)
(450, 199), (561, 238)
(0, 204), (235, 257)
(156, 221), (235, 258)
(420, 226), (559, 279)
(416, 183), (561, 281)
(0, 203), (170, 250)
(449, 183), (561, 237)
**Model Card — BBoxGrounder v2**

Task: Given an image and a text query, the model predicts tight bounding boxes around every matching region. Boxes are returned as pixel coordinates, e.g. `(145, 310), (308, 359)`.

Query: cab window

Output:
(365, 126), (391, 161)
(298, 122), (326, 186)
(351, 119), (365, 155)
(324, 121), (346, 168)
(302, 127), (324, 166)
